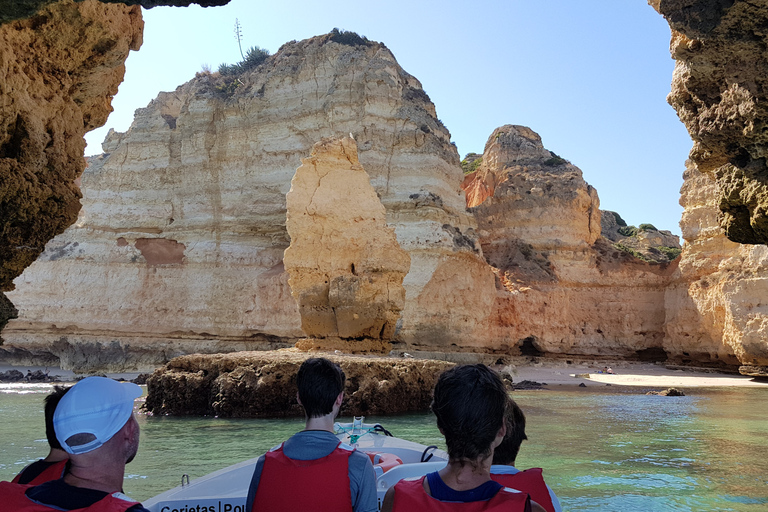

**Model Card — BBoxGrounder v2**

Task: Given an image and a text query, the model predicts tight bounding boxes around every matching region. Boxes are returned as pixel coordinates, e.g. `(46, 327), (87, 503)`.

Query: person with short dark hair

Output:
(0, 376), (147, 512)
(12, 386), (71, 485)
(246, 357), (377, 512)
(490, 399), (562, 512)
(382, 364), (545, 512)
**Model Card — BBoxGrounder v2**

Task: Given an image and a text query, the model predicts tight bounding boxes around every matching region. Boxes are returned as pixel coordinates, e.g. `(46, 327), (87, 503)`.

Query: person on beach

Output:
(381, 364), (545, 512)
(490, 399), (562, 512)
(0, 376), (148, 512)
(12, 385), (70, 485)
(246, 357), (378, 512)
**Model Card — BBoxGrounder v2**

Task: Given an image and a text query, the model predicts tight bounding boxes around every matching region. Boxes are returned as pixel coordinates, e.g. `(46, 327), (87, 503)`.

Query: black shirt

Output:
(25, 479), (149, 512)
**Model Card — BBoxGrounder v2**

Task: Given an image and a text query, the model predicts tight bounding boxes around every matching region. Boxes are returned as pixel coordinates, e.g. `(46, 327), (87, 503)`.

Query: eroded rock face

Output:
(664, 161), (768, 371)
(144, 351), (453, 417)
(3, 33), (491, 370)
(284, 137), (410, 352)
(462, 125), (677, 360)
(0, 0), (143, 293)
(653, 0), (768, 244)
(0, 0), (230, 25)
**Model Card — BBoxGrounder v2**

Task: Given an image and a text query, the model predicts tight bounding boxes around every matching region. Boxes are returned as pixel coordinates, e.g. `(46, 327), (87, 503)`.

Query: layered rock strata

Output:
(652, 0), (768, 245)
(3, 33), (491, 370)
(461, 126), (678, 360)
(664, 161), (768, 373)
(144, 351), (454, 417)
(0, 0), (143, 342)
(284, 137), (410, 353)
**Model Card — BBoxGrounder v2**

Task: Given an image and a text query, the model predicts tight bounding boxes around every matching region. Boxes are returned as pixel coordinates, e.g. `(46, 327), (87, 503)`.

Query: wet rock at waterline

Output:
(144, 351), (454, 417)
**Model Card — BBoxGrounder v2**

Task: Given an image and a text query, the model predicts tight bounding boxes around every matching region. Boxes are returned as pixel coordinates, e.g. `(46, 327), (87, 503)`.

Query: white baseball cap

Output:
(53, 376), (143, 455)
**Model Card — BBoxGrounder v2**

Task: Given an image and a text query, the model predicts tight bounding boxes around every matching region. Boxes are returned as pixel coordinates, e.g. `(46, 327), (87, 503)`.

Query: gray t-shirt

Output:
(245, 430), (378, 512)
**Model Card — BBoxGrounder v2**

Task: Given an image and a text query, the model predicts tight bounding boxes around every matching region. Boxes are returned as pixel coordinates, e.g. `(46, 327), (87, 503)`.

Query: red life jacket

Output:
(491, 468), (554, 512)
(392, 476), (530, 512)
(0, 481), (139, 512)
(12, 460), (69, 486)
(251, 442), (354, 512)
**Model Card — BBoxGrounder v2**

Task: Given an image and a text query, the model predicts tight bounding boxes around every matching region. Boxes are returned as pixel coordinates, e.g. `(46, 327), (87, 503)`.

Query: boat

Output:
(142, 417), (449, 512)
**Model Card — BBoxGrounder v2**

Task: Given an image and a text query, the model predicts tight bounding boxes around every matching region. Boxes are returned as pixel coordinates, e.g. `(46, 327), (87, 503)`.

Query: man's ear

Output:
(296, 392), (302, 406)
(335, 391), (344, 407)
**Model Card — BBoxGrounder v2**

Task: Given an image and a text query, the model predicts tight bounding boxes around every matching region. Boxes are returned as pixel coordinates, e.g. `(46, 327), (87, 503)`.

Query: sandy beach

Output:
(509, 359), (768, 389)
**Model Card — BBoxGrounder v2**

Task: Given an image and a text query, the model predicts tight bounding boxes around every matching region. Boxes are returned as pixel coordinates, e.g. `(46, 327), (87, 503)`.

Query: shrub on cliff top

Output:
(638, 223), (658, 232)
(611, 211), (627, 227)
(329, 28), (371, 47)
(615, 242), (651, 262)
(218, 45), (270, 76)
(543, 152), (568, 166)
(618, 225), (638, 237)
(461, 156), (482, 175)
(658, 246), (682, 261)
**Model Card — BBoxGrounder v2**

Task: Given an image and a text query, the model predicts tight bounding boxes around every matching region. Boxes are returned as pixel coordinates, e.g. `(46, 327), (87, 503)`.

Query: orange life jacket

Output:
(12, 460), (69, 486)
(251, 442), (353, 512)
(491, 468), (555, 512)
(0, 481), (139, 512)
(392, 476), (530, 512)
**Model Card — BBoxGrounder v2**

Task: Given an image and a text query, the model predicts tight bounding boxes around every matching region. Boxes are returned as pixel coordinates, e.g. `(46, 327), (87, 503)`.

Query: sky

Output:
(85, 0), (692, 237)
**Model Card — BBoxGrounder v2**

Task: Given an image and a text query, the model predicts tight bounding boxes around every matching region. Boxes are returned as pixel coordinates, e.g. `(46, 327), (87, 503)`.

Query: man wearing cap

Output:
(0, 376), (148, 512)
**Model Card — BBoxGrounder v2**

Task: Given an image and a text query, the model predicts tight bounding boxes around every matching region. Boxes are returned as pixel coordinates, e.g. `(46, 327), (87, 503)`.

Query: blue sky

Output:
(86, 0), (692, 237)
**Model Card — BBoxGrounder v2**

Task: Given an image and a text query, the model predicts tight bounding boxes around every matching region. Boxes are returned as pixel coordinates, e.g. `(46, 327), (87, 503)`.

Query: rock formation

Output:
(461, 126), (678, 360)
(0, 0), (143, 345)
(664, 161), (768, 374)
(2, 32), (491, 371)
(1, 0), (230, 25)
(144, 350), (453, 417)
(652, 0), (768, 245)
(601, 211), (681, 264)
(284, 137), (411, 353)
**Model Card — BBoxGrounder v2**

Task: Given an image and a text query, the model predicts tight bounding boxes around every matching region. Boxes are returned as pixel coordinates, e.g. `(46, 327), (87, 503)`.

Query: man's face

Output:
(125, 414), (140, 464)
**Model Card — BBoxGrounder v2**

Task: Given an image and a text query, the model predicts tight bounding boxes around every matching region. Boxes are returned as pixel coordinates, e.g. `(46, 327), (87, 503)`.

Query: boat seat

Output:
(366, 451), (404, 479)
(375, 460), (448, 494)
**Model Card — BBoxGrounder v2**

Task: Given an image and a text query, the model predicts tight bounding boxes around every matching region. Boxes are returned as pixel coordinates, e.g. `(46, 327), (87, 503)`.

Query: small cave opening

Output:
(635, 347), (669, 363)
(519, 336), (544, 357)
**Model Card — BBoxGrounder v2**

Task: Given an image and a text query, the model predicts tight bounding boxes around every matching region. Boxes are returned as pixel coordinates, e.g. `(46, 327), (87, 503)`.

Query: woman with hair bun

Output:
(381, 364), (545, 512)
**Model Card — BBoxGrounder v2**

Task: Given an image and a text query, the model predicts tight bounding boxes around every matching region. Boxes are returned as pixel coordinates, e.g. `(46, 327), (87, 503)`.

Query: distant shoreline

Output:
(2, 358), (766, 390)
(511, 360), (768, 389)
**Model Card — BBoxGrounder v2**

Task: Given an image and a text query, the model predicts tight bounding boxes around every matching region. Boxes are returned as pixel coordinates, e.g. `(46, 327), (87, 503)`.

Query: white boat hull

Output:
(143, 421), (448, 512)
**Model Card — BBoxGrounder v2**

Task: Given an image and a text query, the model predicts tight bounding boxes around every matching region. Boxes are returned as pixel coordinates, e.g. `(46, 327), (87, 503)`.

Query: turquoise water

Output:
(2, 383), (767, 511)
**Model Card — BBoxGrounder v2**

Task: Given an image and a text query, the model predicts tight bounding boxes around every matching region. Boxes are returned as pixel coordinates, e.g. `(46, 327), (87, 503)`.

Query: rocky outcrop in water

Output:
(3, 32), (491, 370)
(652, 0), (768, 245)
(284, 137), (410, 353)
(664, 160), (768, 373)
(144, 351), (453, 417)
(460, 125), (678, 360)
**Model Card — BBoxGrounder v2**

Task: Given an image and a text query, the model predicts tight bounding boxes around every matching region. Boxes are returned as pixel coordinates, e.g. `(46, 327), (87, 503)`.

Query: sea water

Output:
(1, 383), (767, 511)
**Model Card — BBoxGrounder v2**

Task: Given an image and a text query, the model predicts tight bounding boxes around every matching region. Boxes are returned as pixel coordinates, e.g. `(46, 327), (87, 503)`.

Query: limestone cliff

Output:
(3, 33), (492, 371)
(144, 351), (453, 417)
(461, 126), (677, 360)
(664, 161), (768, 374)
(652, 0), (768, 245)
(284, 137), (410, 353)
